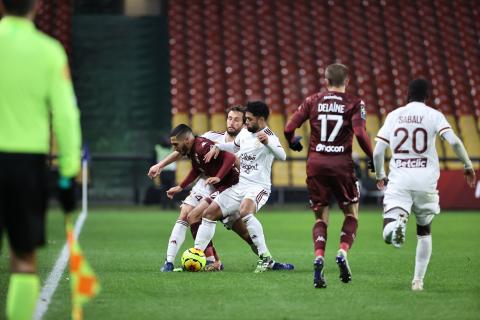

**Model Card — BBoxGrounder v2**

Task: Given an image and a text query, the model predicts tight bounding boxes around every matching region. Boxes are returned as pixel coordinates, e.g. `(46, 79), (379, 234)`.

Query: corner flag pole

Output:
(82, 145), (89, 215)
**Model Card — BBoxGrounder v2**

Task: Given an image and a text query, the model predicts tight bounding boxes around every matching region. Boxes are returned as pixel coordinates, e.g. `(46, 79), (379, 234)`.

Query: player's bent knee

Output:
(239, 199), (256, 216)
(416, 223), (431, 236)
(203, 203), (223, 221)
(187, 208), (204, 225)
(179, 205), (193, 220)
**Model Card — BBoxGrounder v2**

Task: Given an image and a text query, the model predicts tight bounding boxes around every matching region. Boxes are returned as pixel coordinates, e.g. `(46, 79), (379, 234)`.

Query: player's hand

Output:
(166, 186), (183, 199)
(367, 159), (375, 173)
(147, 163), (162, 179)
(256, 131), (269, 144)
(376, 178), (388, 191)
(288, 136), (303, 152)
(57, 176), (77, 213)
(205, 177), (221, 185)
(204, 145), (220, 163)
(464, 168), (476, 188)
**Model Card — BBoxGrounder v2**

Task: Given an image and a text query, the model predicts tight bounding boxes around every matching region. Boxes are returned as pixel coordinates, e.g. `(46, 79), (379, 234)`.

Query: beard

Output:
(227, 127), (241, 136)
(247, 124), (258, 133)
(179, 145), (189, 155)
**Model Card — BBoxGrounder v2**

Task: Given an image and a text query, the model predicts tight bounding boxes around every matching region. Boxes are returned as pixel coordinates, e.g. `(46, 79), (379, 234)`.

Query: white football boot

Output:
(411, 279), (424, 291)
(391, 212), (408, 248)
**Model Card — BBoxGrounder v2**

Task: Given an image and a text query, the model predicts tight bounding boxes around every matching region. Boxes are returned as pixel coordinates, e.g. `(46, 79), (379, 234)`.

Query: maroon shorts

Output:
(306, 172), (359, 210)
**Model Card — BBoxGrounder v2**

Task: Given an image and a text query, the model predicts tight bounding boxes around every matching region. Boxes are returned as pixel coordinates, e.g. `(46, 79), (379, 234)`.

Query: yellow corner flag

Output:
(66, 216), (100, 320)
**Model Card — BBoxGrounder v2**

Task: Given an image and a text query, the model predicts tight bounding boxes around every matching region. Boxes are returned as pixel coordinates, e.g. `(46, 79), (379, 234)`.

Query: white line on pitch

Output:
(33, 209), (88, 320)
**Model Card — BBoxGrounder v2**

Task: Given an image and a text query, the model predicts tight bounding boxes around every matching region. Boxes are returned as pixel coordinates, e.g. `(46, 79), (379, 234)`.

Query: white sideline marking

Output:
(35, 157), (90, 319)
(33, 209), (88, 320)
(33, 211), (87, 320)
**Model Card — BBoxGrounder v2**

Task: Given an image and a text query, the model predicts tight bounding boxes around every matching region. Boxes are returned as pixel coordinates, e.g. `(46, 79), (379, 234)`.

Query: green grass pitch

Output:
(1, 207), (479, 319)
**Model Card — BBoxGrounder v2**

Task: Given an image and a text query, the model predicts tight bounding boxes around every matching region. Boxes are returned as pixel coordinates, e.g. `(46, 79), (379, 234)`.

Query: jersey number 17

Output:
(318, 114), (343, 142)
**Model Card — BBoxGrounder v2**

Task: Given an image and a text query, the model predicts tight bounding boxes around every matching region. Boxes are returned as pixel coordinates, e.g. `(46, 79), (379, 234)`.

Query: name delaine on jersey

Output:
(318, 101), (345, 113)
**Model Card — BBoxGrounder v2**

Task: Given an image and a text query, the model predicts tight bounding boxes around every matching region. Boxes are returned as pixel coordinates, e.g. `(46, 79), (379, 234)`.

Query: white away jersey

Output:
(375, 102), (452, 192)
(234, 127), (285, 188)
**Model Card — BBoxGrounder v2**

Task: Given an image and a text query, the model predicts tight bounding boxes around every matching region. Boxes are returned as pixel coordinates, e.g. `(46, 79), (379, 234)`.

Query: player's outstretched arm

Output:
(204, 142), (238, 163)
(442, 131), (476, 187)
(373, 142), (388, 190)
(147, 151), (181, 179)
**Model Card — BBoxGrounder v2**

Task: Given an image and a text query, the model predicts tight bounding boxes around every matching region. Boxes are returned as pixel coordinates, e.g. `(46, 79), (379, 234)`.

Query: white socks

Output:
(242, 214), (270, 257)
(194, 218), (216, 251)
(413, 235), (432, 281)
(166, 220), (189, 263)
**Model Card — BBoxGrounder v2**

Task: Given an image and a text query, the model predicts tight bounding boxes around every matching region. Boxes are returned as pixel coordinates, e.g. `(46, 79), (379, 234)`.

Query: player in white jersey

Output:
(148, 106), (246, 272)
(373, 79), (476, 291)
(195, 101), (293, 273)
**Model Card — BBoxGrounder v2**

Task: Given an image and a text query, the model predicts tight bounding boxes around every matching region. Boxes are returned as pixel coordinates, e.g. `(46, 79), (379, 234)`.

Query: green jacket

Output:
(0, 16), (81, 177)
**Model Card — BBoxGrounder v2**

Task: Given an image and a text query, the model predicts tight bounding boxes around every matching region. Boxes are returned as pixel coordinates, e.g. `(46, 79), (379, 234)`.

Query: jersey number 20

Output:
(318, 114), (343, 142)
(393, 127), (427, 154)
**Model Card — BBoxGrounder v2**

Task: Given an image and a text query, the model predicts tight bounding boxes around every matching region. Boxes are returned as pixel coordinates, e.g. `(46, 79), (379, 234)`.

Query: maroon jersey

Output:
(285, 91), (368, 174)
(180, 137), (239, 192)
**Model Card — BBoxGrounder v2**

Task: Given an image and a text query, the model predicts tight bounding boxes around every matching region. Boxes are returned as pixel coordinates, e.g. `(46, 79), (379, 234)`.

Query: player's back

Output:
(303, 91), (364, 171)
(377, 102), (450, 191)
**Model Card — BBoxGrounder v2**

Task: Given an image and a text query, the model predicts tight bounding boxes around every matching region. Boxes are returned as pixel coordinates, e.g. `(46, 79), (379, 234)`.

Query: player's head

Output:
(325, 63), (349, 89)
(245, 101), (269, 133)
(1, 0), (37, 17)
(407, 78), (430, 102)
(225, 105), (246, 137)
(170, 124), (194, 155)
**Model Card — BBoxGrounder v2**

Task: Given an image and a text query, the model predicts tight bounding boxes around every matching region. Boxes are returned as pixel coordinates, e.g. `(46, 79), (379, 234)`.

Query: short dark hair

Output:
(170, 124), (192, 138)
(408, 79), (430, 102)
(246, 101), (270, 120)
(2, 0), (36, 16)
(325, 63), (349, 87)
(226, 105), (246, 123)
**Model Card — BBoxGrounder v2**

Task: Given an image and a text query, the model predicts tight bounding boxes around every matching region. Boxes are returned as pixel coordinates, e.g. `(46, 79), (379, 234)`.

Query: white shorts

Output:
(182, 178), (215, 208)
(383, 187), (440, 226)
(214, 182), (270, 217)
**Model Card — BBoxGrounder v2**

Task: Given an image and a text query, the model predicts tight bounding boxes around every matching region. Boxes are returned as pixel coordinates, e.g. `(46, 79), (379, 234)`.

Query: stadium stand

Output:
(167, 0), (479, 183)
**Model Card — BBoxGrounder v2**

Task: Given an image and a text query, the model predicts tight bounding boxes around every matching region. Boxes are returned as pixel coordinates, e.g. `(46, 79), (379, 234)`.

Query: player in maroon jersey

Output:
(165, 124), (239, 269)
(284, 63), (374, 288)
(166, 124), (239, 201)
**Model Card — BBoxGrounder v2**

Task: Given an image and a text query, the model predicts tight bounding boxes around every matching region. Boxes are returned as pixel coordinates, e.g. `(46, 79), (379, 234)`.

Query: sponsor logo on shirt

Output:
(240, 153), (258, 174)
(323, 95), (343, 101)
(394, 158), (428, 168)
(315, 143), (345, 153)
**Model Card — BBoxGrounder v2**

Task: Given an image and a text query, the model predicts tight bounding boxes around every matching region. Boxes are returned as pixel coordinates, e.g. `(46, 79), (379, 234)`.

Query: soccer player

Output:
(373, 79), (476, 291)
(284, 63), (374, 288)
(0, 0), (82, 318)
(148, 106), (246, 271)
(197, 101), (292, 273)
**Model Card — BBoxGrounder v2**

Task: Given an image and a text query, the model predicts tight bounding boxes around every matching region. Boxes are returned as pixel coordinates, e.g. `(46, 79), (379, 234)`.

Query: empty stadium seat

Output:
(167, 0), (480, 184)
